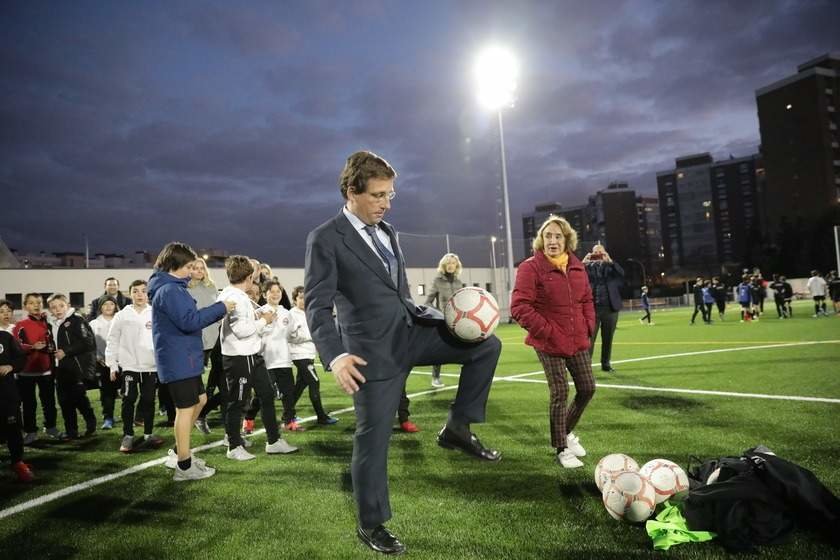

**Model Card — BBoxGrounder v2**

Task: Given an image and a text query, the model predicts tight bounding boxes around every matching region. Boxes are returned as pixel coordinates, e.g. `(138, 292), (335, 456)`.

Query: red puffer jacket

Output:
(511, 250), (595, 357)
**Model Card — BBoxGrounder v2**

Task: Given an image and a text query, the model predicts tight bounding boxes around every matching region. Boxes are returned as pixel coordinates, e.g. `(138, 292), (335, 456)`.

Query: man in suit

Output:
(305, 151), (502, 555)
(583, 244), (624, 373)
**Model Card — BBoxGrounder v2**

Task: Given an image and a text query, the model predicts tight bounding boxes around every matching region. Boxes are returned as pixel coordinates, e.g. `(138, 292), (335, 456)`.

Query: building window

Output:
(70, 292), (85, 309)
(485, 283), (493, 293)
(4, 293), (22, 310)
(416, 284), (425, 296)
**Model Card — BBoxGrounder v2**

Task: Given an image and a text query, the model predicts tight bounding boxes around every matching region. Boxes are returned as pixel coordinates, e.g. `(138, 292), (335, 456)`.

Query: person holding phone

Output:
(583, 244), (624, 373)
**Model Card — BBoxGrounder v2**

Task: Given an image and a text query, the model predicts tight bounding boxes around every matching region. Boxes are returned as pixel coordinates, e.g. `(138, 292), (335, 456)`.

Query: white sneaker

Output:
(265, 439), (299, 454)
(557, 448), (584, 469)
(431, 378), (445, 388)
(164, 449), (206, 469)
(173, 461), (215, 481)
(222, 434), (252, 448)
(566, 433), (586, 457)
(226, 445), (256, 461)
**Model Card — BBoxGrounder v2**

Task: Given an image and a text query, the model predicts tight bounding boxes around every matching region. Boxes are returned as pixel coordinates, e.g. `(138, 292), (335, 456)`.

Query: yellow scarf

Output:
(546, 252), (569, 272)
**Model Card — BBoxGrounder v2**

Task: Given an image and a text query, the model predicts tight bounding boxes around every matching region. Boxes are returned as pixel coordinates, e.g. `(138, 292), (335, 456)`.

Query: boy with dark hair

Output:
(689, 277), (706, 324)
(107, 280), (162, 452)
(807, 270), (829, 317)
(148, 242), (233, 481)
(638, 286), (653, 325)
(13, 293), (59, 444)
(218, 255), (297, 460)
(711, 277), (726, 320)
(769, 274), (788, 319)
(1, 323), (33, 481)
(737, 275), (753, 322)
(47, 293), (98, 439)
(0, 299), (14, 333)
(779, 275), (794, 318)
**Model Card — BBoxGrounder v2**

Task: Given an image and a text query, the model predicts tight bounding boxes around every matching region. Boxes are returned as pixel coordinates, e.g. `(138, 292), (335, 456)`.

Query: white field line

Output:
(1, 339), (837, 520)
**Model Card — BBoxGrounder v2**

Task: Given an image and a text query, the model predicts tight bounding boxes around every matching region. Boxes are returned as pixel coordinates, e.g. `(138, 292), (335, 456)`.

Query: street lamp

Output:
(627, 258), (647, 288)
(489, 236), (498, 295)
(475, 46), (518, 318)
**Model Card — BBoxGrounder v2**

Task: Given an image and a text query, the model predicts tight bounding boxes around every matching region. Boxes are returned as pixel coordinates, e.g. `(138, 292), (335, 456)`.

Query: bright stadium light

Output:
(475, 46), (518, 320)
(475, 47), (518, 110)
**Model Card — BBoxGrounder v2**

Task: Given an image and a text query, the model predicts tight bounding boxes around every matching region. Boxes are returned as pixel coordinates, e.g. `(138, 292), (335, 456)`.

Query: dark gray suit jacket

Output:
(305, 211), (443, 381)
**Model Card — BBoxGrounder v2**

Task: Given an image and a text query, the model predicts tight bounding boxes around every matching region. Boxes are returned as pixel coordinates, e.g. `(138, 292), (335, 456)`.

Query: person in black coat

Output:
(583, 244), (624, 373)
(88, 277), (130, 320)
(689, 276), (707, 324)
(47, 293), (97, 439)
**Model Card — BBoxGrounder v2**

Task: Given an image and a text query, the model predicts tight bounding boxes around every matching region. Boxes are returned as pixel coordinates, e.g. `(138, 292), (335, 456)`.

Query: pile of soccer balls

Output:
(595, 453), (690, 523)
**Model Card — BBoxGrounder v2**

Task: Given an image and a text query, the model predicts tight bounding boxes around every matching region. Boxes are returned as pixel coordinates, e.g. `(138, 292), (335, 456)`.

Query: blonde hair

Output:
(532, 215), (578, 253)
(188, 258), (216, 289)
(437, 253), (463, 276)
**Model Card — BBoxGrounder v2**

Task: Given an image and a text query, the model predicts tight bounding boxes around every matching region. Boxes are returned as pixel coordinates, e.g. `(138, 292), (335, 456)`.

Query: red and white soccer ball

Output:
(601, 471), (657, 523)
(444, 287), (500, 343)
(639, 459), (690, 504)
(594, 453), (640, 492)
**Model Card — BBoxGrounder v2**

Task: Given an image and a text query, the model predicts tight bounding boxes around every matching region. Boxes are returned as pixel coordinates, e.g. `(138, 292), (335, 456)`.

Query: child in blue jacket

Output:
(148, 242), (234, 481)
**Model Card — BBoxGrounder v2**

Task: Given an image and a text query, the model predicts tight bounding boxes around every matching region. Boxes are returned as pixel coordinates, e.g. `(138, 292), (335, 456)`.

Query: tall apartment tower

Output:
(657, 153), (717, 273)
(756, 53), (840, 273)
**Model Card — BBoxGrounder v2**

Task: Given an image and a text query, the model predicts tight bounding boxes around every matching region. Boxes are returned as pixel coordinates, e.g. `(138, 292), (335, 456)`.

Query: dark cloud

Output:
(1, 0), (837, 266)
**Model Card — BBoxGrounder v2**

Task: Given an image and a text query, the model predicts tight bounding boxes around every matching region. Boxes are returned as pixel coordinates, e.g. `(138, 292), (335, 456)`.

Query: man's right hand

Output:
(332, 354), (368, 395)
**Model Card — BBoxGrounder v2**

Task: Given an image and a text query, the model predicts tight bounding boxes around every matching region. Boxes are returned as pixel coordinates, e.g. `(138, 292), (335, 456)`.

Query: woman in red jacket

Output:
(511, 216), (596, 468)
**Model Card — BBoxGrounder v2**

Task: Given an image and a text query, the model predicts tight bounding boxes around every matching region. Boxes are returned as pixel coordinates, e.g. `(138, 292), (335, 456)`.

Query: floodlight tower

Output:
(475, 47), (518, 319)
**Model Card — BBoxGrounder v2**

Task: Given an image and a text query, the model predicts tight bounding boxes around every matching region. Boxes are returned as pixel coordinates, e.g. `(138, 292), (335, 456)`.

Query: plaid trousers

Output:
(536, 350), (596, 449)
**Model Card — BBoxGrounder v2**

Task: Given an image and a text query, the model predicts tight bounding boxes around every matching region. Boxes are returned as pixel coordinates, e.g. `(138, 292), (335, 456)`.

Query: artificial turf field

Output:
(1, 301), (839, 559)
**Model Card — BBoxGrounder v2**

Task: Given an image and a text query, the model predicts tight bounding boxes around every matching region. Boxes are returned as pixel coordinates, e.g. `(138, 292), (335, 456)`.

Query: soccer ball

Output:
(601, 471), (657, 523)
(594, 453), (640, 492)
(444, 287), (500, 342)
(639, 459), (690, 504)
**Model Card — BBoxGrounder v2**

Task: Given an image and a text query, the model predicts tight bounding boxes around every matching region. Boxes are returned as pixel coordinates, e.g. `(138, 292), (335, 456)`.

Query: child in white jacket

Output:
(289, 286), (337, 425)
(217, 256), (297, 460)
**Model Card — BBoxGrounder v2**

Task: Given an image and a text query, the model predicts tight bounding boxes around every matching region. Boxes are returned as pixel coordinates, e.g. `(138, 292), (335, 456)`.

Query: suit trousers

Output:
(351, 321), (501, 529)
(591, 306), (619, 369)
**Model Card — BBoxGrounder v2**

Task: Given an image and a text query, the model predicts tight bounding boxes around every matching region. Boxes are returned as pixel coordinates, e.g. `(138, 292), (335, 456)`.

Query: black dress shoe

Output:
(357, 525), (405, 555)
(602, 366), (616, 373)
(437, 426), (501, 461)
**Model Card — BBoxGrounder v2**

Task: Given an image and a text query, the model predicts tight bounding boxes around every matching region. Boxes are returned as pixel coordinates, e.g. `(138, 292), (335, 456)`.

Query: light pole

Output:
(627, 258), (647, 288)
(489, 236), (498, 295)
(476, 46), (518, 318)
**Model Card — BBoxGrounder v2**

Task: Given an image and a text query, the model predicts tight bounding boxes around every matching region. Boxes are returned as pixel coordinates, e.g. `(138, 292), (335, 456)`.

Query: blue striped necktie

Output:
(363, 224), (399, 286)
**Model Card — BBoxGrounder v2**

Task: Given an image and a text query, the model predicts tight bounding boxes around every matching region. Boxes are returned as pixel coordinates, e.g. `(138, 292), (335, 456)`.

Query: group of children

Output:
(1, 243), (338, 482)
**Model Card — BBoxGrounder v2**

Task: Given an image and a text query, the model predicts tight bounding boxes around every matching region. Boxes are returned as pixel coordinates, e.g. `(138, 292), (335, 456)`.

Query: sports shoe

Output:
(23, 432), (38, 445)
(431, 377), (445, 388)
(222, 434), (253, 448)
(265, 439), (298, 454)
(45, 426), (61, 439)
(165, 448), (206, 470)
(566, 432), (586, 457)
(556, 449), (584, 469)
(173, 461), (215, 481)
(317, 416), (339, 425)
(242, 419), (255, 434)
(101, 418), (115, 430)
(226, 445), (256, 461)
(400, 420), (420, 433)
(194, 418), (211, 434)
(143, 434), (164, 448)
(285, 420), (306, 432)
(12, 461), (34, 483)
(120, 435), (134, 453)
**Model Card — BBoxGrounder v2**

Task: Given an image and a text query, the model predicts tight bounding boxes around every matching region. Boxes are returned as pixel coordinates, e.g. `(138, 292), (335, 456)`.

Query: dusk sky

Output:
(2, 0), (838, 266)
